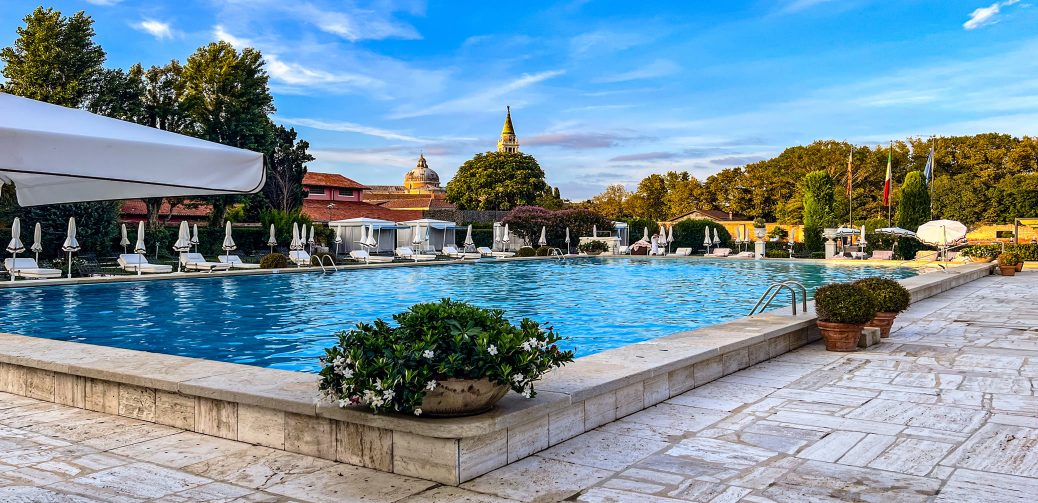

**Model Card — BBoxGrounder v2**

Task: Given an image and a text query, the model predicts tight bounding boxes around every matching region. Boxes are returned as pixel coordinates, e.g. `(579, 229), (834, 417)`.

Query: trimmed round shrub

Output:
(260, 253), (289, 269)
(814, 283), (878, 324)
(516, 246), (537, 257)
(853, 277), (911, 313)
(765, 248), (790, 258)
(578, 240), (609, 253)
(535, 246), (551, 256)
(318, 299), (574, 415)
(998, 252), (1022, 266)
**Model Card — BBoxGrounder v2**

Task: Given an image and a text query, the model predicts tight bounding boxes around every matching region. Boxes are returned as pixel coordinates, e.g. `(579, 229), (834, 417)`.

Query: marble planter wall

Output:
(0, 263), (994, 485)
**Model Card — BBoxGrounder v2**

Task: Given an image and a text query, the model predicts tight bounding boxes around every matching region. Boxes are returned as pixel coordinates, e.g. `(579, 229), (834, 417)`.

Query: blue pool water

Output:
(0, 258), (916, 372)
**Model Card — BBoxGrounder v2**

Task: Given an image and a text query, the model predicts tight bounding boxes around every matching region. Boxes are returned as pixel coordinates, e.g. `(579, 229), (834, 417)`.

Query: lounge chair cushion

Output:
(118, 254), (173, 273)
(711, 248), (732, 257)
(181, 253), (231, 270)
(288, 250), (312, 265)
(670, 247), (692, 256)
(218, 255), (260, 269)
(4, 258), (63, 278)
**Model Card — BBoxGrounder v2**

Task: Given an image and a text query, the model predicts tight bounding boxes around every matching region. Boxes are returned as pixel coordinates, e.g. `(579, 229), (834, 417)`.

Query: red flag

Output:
(883, 143), (892, 206)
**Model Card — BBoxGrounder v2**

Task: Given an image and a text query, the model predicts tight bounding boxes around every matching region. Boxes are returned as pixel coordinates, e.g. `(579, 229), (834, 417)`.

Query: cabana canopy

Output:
(0, 93), (265, 206)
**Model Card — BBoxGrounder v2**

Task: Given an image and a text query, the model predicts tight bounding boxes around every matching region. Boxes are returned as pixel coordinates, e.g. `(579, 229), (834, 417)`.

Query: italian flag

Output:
(883, 143), (892, 206)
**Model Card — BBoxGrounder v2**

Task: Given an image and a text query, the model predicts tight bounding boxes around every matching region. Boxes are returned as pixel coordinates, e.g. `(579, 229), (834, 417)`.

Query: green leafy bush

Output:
(516, 246), (537, 257)
(963, 244), (1036, 261)
(535, 246), (551, 256)
(260, 253), (288, 269)
(578, 240), (609, 253)
(318, 299), (574, 415)
(814, 283), (877, 324)
(810, 251), (826, 259)
(765, 248), (790, 258)
(998, 252), (1022, 266)
(670, 219), (732, 250)
(853, 277), (911, 313)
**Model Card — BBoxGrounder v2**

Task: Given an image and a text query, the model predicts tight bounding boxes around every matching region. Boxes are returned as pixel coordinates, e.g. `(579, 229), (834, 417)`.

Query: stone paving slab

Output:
(0, 270), (1035, 501)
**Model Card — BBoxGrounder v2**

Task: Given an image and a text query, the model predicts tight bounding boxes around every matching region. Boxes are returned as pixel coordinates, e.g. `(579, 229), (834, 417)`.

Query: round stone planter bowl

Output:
(419, 378), (510, 417)
(865, 312), (898, 338)
(816, 321), (863, 352)
(999, 265), (1017, 276)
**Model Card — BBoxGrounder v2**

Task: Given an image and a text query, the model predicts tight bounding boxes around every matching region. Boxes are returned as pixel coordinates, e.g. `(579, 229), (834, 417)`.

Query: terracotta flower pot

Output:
(419, 378), (509, 417)
(816, 321), (863, 352)
(999, 265), (1017, 276)
(865, 311), (898, 338)
(1016, 262), (1024, 272)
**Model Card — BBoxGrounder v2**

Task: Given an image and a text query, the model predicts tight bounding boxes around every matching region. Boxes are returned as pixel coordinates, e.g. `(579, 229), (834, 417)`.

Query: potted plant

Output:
(853, 278), (911, 338)
(319, 299), (574, 417)
(813, 283), (877, 352)
(579, 240), (609, 256)
(998, 252), (1020, 276)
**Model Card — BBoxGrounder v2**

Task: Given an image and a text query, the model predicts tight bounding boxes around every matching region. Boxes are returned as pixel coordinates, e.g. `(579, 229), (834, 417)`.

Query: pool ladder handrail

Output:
(311, 254), (338, 273)
(548, 247), (566, 260)
(748, 280), (808, 316)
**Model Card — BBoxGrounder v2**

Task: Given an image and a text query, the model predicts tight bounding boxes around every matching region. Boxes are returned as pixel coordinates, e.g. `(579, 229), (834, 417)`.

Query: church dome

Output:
(404, 154), (440, 189)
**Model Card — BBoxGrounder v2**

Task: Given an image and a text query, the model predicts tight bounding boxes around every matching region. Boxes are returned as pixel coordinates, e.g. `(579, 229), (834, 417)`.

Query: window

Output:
(308, 187), (325, 196)
(338, 189), (354, 197)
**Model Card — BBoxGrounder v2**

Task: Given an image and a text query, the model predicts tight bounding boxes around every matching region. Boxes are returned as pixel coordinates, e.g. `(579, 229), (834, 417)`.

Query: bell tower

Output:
(497, 106), (520, 153)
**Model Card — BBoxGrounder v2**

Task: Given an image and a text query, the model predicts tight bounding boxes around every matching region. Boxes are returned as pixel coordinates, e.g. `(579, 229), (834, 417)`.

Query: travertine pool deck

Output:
(1, 269), (1034, 501)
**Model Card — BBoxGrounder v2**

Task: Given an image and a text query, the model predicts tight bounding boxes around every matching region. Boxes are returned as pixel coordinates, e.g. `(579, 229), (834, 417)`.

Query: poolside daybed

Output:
(3, 258), (62, 279)
(669, 247), (692, 256)
(477, 246), (515, 258)
(218, 255), (260, 269)
(350, 250), (394, 264)
(442, 245), (482, 259)
(711, 248), (732, 257)
(181, 253), (232, 273)
(288, 250), (312, 266)
(395, 247), (436, 262)
(871, 250), (894, 260)
(118, 254), (173, 274)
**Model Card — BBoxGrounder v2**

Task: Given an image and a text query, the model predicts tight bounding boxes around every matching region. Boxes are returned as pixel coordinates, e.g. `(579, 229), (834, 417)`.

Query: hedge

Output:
(961, 244), (1037, 261)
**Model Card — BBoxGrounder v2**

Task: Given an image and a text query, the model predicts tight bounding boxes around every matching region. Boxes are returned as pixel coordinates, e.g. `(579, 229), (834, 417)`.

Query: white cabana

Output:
(61, 217), (80, 278)
(401, 218), (459, 253)
(0, 93), (264, 207)
(612, 221), (629, 247)
(328, 218), (402, 254)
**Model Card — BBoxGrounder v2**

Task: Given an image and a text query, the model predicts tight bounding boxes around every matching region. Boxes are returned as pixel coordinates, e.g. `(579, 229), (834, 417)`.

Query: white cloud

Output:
(265, 54), (383, 93)
(213, 25), (253, 48)
(964, 0), (1020, 30)
(594, 59), (680, 83)
(390, 69), (566, 119)
(299, 3), (421, 42)
(278, 117), (427, 142)
(782, 0), (836, 13)
(132, 19), (174, 40)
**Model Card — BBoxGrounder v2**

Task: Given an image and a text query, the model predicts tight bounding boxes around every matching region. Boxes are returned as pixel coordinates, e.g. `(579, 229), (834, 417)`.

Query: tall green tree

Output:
(895, 171), (931, 258)
(801, 170), (836, 252)
(587, 184), (630, 220)
(0, 7), (105, 107)
(446, 152), (548, 210)
(181, 42), (275, 223)
(628, 174), (669, 221)
(264, 125), (314, 212)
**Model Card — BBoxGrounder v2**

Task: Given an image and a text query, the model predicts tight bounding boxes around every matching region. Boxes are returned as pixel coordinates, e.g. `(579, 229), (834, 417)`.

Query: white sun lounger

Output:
(476, 246), (515, 258)
(118, 254), (173, 274)
(710, 248), (732, 257)
(669, 247), (692, 256)
(395, 246), (436, 262)
(288, 250), (312, 266)
(442, 245), (482, 259)
(3, 258), (63, 279)
(181, 253), (232, 273)
(734, 251), (755, 258)
(218, 255), (260, 269)
(350, 250), (394, 264)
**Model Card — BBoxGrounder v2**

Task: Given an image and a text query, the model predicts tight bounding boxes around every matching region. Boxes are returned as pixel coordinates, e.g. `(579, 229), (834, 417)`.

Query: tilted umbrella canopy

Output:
(31, 222), (43, 253)
(464, 224), (474, 246)
(134, 221), (147, 253)
(0, 93), (264, 207)
(267, 224), (278, 246)
(61, 217), (81, 252)
(703, 226), (711, 246)
(713, 227), (721, 245)
(917, 220), (968, 247)
(120, 223), (130, 247)
(874, 227), (917, 238)
(538, 226), (547, 246)
(173, 221), (192, 251)
(222, 221), (236, 252)
(6, 217), (24, 253)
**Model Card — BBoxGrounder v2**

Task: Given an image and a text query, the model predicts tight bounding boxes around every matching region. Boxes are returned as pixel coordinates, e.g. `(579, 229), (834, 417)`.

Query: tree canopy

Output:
(446, 152), (548, 211)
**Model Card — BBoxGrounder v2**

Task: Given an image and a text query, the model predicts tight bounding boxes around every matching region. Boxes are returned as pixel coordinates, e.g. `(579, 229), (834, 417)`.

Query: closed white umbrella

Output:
(424, 225), (432, 253)
(790, 227), (797, 243)
(860, 225), (867, 245)
(713, 227), (721, 245)
(267, 224), (277, 254)
(222, 221), (236, 253)
(592, 224), (597, 238)
(31, 222), (43, 263)
(703, 226), (711, 253)
(308, 225), (316, 248)
(334, 227), (343, 253)
(538, 226), (547, 246)
(290, 222), (302, 251)
(7, 218), (24, 281)
(134, 221), (147, 254)
(502, 224), (511, 251)
(191, 223), (200, 253)
(464, 224), (474, 250)
(61, 217), (81, 279)
(300, 224), (308, 251)
(173, 221), (191, 273)
(565, 227), (571, 254)
(412, 225), (423, 246)
(365, 225), (378, 248)
(357, 224), (368, 249)
(643, 226), (650, 242)
(667, 225), (674, 244)
(120, 223), (130, 254)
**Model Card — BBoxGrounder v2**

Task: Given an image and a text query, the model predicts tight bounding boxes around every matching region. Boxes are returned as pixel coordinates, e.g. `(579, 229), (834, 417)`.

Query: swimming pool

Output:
(0, 258), (916, 372)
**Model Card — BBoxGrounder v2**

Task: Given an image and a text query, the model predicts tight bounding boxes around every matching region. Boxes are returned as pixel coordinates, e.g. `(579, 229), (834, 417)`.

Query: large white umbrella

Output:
(874, 227), (917, 238)
(290, 222), (302, 250)
(134, 221), (147, 254)
(917, 220), (968, 247)
(7, 218), (24, 281)
(0, 93), (264, 207)
(61, 217), (81, 279)
(267, 224), (277, 254)
(222, 221), (236, 253)
(464, 224), (475, 250)
(538, 226), (547, 246)
(713, 227), (721, 245)
(191, 223), (200, 253)
(119, 223), (130, 254)
(31, 222), (43, 263)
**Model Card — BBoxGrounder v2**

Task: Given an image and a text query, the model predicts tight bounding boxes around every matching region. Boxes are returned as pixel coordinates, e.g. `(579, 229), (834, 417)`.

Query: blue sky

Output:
(2, 1), (1036, 199)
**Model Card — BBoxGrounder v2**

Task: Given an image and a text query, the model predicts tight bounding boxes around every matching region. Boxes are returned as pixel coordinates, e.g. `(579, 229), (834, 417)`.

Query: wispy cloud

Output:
(389, 69), (566, 119)
(295, 2), (421, 41)
(609, 151), (680, 162)
(132, 19), (175, 40)
(84, 0), (122, 5)
(594, 59), (679, 83)
(782, 0), (836, 13)
(265, 54), (383, 93)
(524, 132), (648, 149)
(964, 0), (1021, 30)
(213, 24), (253, 48)
(276, 117), (428, 142)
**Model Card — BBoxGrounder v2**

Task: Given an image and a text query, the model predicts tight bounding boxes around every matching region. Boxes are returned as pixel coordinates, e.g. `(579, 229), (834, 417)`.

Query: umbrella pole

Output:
(67, 251), (72, 278)
(9, 252), (15, 282)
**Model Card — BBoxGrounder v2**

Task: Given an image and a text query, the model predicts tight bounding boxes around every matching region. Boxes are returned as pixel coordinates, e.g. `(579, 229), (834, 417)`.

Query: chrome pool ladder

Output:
(311, 254), (338, 273)
(548, 247), (566, 260)
(748, 281), (807, 316)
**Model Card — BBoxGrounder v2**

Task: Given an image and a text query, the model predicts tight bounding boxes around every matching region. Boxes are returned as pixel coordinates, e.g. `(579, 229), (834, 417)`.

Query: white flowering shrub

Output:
(319, 299), (574, 415)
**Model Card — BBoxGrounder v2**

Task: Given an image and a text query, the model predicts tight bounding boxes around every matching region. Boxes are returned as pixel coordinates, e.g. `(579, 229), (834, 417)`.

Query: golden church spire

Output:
(497, 106), (520, 153)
